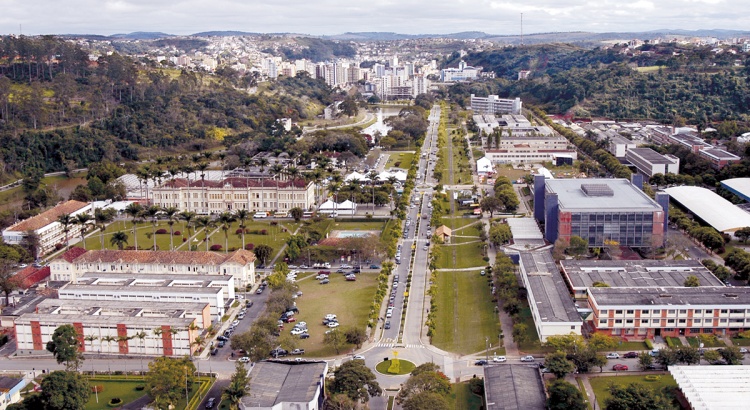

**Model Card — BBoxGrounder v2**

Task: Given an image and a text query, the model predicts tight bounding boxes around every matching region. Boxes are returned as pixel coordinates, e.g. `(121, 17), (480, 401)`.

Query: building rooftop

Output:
(6, 200), (89, 232)
(483, 365), (546, 410)
(664, 186), (750, 233)
(34, 298), (208, 317)
(160, 177), (310, 190)
(59, 283), (223, 295)
(519, 252), (581, 323)
(0, 376), (24, 392)
(242, 361), (327, 408)
(669, 365), (750, 410)
(627, 148), (675, 164)
(560, 260), (724, 290)
(65, 249), (255, 266)
(15, 313), (195, 327)
(721, 178), (750, 201)
(545, 179), (661, 212)
(588, 287), (750, 307)
(77, 272), (234, 287)
(701, 148), (740, 161)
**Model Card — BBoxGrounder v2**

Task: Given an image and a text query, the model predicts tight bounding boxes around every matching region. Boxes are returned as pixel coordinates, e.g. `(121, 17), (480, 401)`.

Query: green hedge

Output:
(645, 339), (654, 349)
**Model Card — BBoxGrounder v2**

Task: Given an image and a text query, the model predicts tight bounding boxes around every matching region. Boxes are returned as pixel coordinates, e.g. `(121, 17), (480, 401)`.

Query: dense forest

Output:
(446, 43), (750, 126)
(275, 38), (357, 62)
(0, 35), (335, 182)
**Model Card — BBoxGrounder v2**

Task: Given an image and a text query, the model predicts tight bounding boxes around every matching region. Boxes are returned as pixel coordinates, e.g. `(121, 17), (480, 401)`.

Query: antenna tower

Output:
(520, 13), (524, 46)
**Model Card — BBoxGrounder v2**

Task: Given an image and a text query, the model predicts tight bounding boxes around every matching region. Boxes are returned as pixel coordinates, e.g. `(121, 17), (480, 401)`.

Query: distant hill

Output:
(109, 32), (174, 40)
(191, 30), (261, 37)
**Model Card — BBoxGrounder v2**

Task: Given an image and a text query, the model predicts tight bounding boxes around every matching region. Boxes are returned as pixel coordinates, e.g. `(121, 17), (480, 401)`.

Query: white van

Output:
(254, 212), (267, 219)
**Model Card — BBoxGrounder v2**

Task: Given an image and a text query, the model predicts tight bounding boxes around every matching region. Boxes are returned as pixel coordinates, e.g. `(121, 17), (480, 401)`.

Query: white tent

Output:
(345, 171), (370, 183)
(476, 157), (493, 175)
(319, 200), (337, 211)
(318, 199), (357, 215)
(378, 170), (407, 183)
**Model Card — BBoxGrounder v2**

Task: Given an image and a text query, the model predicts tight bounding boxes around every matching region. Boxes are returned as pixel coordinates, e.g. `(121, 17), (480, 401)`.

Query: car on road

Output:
(386, 311), (393, 318)
(384, 321), (391, 329)
(612, 364), (628, 371)
(353, 355), (365, 360)
(211, 348), (218, 356)
(217, 340), (225, 348)
(520, 356), (535, 362)
(740, 348), (749, 354)
(239, 357), (251, 363)
(290, 349), (305, 355)
(474, 360), (488, 366)
(205, 397), (216, 409)
(232, 320), (240, 327)
(492, 356), (507, 363)
(606, 352), (620, 359)
(623, 352), (639, 358)
(370, 264), (380, 269)
(256, 287), (264, 294)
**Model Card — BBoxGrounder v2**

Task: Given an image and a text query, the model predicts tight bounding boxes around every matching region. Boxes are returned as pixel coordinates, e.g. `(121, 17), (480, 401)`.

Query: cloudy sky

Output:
(0, 0), (743, 36)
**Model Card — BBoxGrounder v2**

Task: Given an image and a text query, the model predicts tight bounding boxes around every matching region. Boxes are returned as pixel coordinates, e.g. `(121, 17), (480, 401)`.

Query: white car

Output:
(520, 355), (535, 362)
(492, 356), (507, 363)
(353, 355), (365, 360)
(386, 311), (393, 318)
(327, 321), (340, 328)
(296, 321), (307, 327)
(231, 320), (240, 327)
(238, 357), (251, 363)
(324, 314), (337, 321)
(291, 328), (306, 335)
(606, 352), (620, 359)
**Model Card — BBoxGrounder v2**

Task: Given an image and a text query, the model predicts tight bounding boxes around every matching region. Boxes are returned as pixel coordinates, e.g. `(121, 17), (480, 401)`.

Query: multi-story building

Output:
(440, 60), (481, 82)
(608, 135), (637, 158)
(588, 287), (750, 339)
(534, 178), (667, 248)
(699, 148), (741, 169)
(14, 299), (206, 356)
(484, 136), (577, 165)
(2, 200), (92, 257)
(625, 148), (680, 177)
(469, 95), (522, 115)
(49, 249), (256, 288)
(151, 177), (315, 215)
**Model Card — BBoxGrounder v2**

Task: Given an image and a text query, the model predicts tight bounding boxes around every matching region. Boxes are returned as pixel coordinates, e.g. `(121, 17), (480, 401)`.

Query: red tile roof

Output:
(61, 247), (88, 262)
(68, 249), (255, 265)
(7, 200), (89, 232)
(160, 177), (309, 189)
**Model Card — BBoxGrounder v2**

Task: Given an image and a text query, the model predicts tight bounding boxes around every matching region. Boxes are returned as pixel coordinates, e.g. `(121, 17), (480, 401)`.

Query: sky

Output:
(0, 0), (745, 36)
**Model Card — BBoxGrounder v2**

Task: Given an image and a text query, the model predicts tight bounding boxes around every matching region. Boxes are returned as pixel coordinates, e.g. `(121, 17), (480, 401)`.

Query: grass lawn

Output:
(472, 148), (485, 161)
(330, 221), (387, 232)
(436, 243), (487, 270)
(665, 336), (683, 347)
(636, 65), (667, 73)
(686, 336), (725, 348)
(441, 216), (481, 231)
(613, 340), (650, 351)
(85, 378), (147, 410)
(432, 270), (500, 354)
(732, 338), (750, 346)
(516, 305), (554, 354)
(385, 151), (415, 169)
(375, 359), (416, 375)
(290, 271), (379, 357)
(450, 382), (483, 410)
(494, 165), (531, 182)
(589, 374), (678, 409)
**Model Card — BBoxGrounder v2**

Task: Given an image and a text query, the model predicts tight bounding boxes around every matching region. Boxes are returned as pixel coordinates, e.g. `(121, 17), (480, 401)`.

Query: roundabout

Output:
(374, 358), (416, 376)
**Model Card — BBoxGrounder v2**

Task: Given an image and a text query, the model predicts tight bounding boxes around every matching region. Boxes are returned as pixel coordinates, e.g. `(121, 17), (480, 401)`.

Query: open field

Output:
(385, 151), (415, 169)
(330, 221), (387, 232)
(432, 270), (501, 355)
(516, 305), (553, 354)
(494, 165), (531, 182)
(451, 382), (483, 410)
(289, 272), (379, 357)
(636, 65), (667, 73)
(85, 379), (147, 410)
(589, 374), (678, 409)
(435, 243), (487, 270)
(686, 336), (725, 348)
(440, 216), (481, 231)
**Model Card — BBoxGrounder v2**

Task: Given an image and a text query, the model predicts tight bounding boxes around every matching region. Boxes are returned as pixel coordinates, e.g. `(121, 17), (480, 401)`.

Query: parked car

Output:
(520, 356), (535, 362)
(384, 321), (391, 329)
(606, 352), (620, 359)
(623, 352), (639, 358)
(217, 335), (228, 342)
(299, 333), (310, 339)
(740, 348), (749, 354)
(612, 364), (628, 371)
(386, 311), (393, 318)
(324, 314), (337, 320)
(327, 321), (340, 328)
(345, 274), (356, 281)
(474, 360), (488, 366)
(319, 278), (330, 284)
(217, 341), (225, 348)
(370, 264), (380, 269)
(211, 348), (219, 356)
(291, 328), (306, 335)
(290, 349), (305, 355)
(256, 288), (264, 294)
(269, 348), (288, 357)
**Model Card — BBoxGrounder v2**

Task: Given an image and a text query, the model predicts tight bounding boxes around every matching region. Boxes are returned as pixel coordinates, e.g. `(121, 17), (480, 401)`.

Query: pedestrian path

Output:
(375, 343), (425, 349)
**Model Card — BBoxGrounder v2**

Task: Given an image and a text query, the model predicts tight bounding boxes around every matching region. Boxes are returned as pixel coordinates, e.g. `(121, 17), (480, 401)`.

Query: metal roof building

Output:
(669, 365), (750, 410)
(483, 365), (546, 410)
(720, 178), (750, 202)
(241, 360), (327, 410)
(664, 186), (750, 233)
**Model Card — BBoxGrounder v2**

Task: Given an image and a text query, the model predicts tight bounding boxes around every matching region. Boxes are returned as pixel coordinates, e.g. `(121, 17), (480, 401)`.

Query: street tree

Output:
(222, 362), (249, 410)
(410, 362), (442, 376)
(544, 351), (577, 378)
(396, 370), (451, 403)
(588, 333), (618, 352)
(289, 207), (304, 222)
(719, 346), (744, 365)
(675, 346), (700, 365)
(547, 379), (587, 410)
(0, 259), (20, 306)
(344, 327), (367, 349)
(604, 382), (670, 410)
(331, 359), (382, 403)
(145, 356), (196, 410)
(544, 334), (585, 354)
(324, 329), (347, 355)
(46, 324), (84, 371)
(655, 348), (679, 368)
(402, 391), (450, 410)
(254, 244), (273, 265)
(638, 352), (654, 370)
(512, 323), (529, 345)
(40, 371), (90, 410)
(702, 349), (721, 364)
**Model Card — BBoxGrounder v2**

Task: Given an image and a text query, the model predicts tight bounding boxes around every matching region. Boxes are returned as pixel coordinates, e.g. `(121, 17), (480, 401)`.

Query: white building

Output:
(440, 60), (481, 82)
(2, 200), (92, 257)
(318, 200), (357, 216)
(476, 157), (493, 176)
(151, 177), (316, 215)
(241, 361), (328, 410)
(484, 136), (578, 165)
(608, 135), (638, 158)
(625, 148), (680, 177)
(49, 249), (256, 288)
(470, 95), (522, 115)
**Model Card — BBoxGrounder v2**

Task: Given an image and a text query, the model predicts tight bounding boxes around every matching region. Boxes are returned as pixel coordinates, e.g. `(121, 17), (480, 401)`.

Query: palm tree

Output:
(217, 212), (235, 253)
(191, 336), (204, 355)
(117, 335), (132, 354)
(195, 216), (214, 251)
(110, 231), (129, 250)
(368, 170), (379, 212)
(179, 211), (197, 246)
(94, 208), (115, 249)
(152, 328), (164, 355)
(271, 164), (284, 211)
(57, 213), (73, 249)
(222, 363), (249, 410)
(162, 206), (180, 250)
(124, 203), (143, 249)
(218, 152), (227, 178)
(256, 157), (269, 172)
(134, 331), (147, 355)
(234, 209), (250, 250)
(196, 162), (209, 213)
(75, 213), (92, 249)
(143, 205), (161, 250)
(135, 165), (152, 201)
(169, 328), (181, 353)
(101, 335), (117, 354)
(84, 334), (98, 352)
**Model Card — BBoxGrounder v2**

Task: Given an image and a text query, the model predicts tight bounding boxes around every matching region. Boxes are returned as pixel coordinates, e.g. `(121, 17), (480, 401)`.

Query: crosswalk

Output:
(375, 343), (425, 349)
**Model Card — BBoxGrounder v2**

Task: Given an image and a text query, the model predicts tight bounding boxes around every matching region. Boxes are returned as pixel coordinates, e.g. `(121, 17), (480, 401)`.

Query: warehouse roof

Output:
(720, 178), (750, 202)
(627, 148), (675, 164)
(519, 252), (581, 323)
(664, 186), (750, 232)
(669, 365), (750, 410)
(484, 365), (546, 410)
(545, 179), (661, 212)
(588, 287), (750, 307)
(560, 260), (724, 289)
(242, 361), (327, 408)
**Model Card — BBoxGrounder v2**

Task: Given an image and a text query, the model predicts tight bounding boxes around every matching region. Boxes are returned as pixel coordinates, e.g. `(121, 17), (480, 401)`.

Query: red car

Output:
(623, 352), (639, 359)
(612, 364), (628, 371)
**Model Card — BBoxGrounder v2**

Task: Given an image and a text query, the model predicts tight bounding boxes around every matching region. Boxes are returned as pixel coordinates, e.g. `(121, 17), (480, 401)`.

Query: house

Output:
(2, 200), (92, 257)
(0, 377), (27, 410)
(434, 225), (452, 243)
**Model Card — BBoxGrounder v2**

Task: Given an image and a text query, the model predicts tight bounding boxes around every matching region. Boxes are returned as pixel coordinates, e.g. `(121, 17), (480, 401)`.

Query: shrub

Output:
(469, 377), (484, 395)
(210, 244), (223, 251)
(245, 243), (255, 250)
(108, 397), (123, 407)
(156, 229), (168, 234)
(645, 339), (654, 349)
(270, 221), (278, 226)
(260, 229), (268, 235)
(235, 228), (244, 234)
(173, 231), (181, 235)
(135, 385), (145, 391)
(91, 385), (104, 393)
(183, 237), (187, 242)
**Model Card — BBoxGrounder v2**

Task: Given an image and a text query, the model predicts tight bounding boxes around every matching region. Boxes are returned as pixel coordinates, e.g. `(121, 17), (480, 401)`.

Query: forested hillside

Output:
(447, 43), (750, 125)
(0, 36), (333, 181)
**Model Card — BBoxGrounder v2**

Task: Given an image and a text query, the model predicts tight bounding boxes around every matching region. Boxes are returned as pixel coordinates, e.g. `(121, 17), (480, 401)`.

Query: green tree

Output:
(254, 244), (274, 265)
(234, 209), (250, 250)
(683, 275), (700, 287)
(547, 379), (587, 410)
(638, 352), (654, 370)
(145, 356), (196, 409)
(344, 326), (367, 349)
(676, 346), (700, 365)
(324, 329), (347, 355)
(568, 235), (589, 259)
(331, 359), (382, 403)
(588, 333), (618, 352)
(222, 362), (249, 410)
(46, 324), (84, 371)
(544, 351), (576, 378)
(57, 213), (73, 249)
(40, 371), (90, 410)
(702, 349), (721, 364)
(124, 203), (143, 249)
(326, 393), (357, 410)
(512, 323), (529, 345)
(0, 259), (20, 307)
(719, 346), (744, 365)
(489, 223), (512, 246)
(655, 348), (679, 368)
(480, 196), (501, 217)
(604, 382), (670, 410)
(402, 391), (450, 410)
(110, 231), (129, 250)
(396, 371), (451, 404)
(289, 207), (304, 222)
